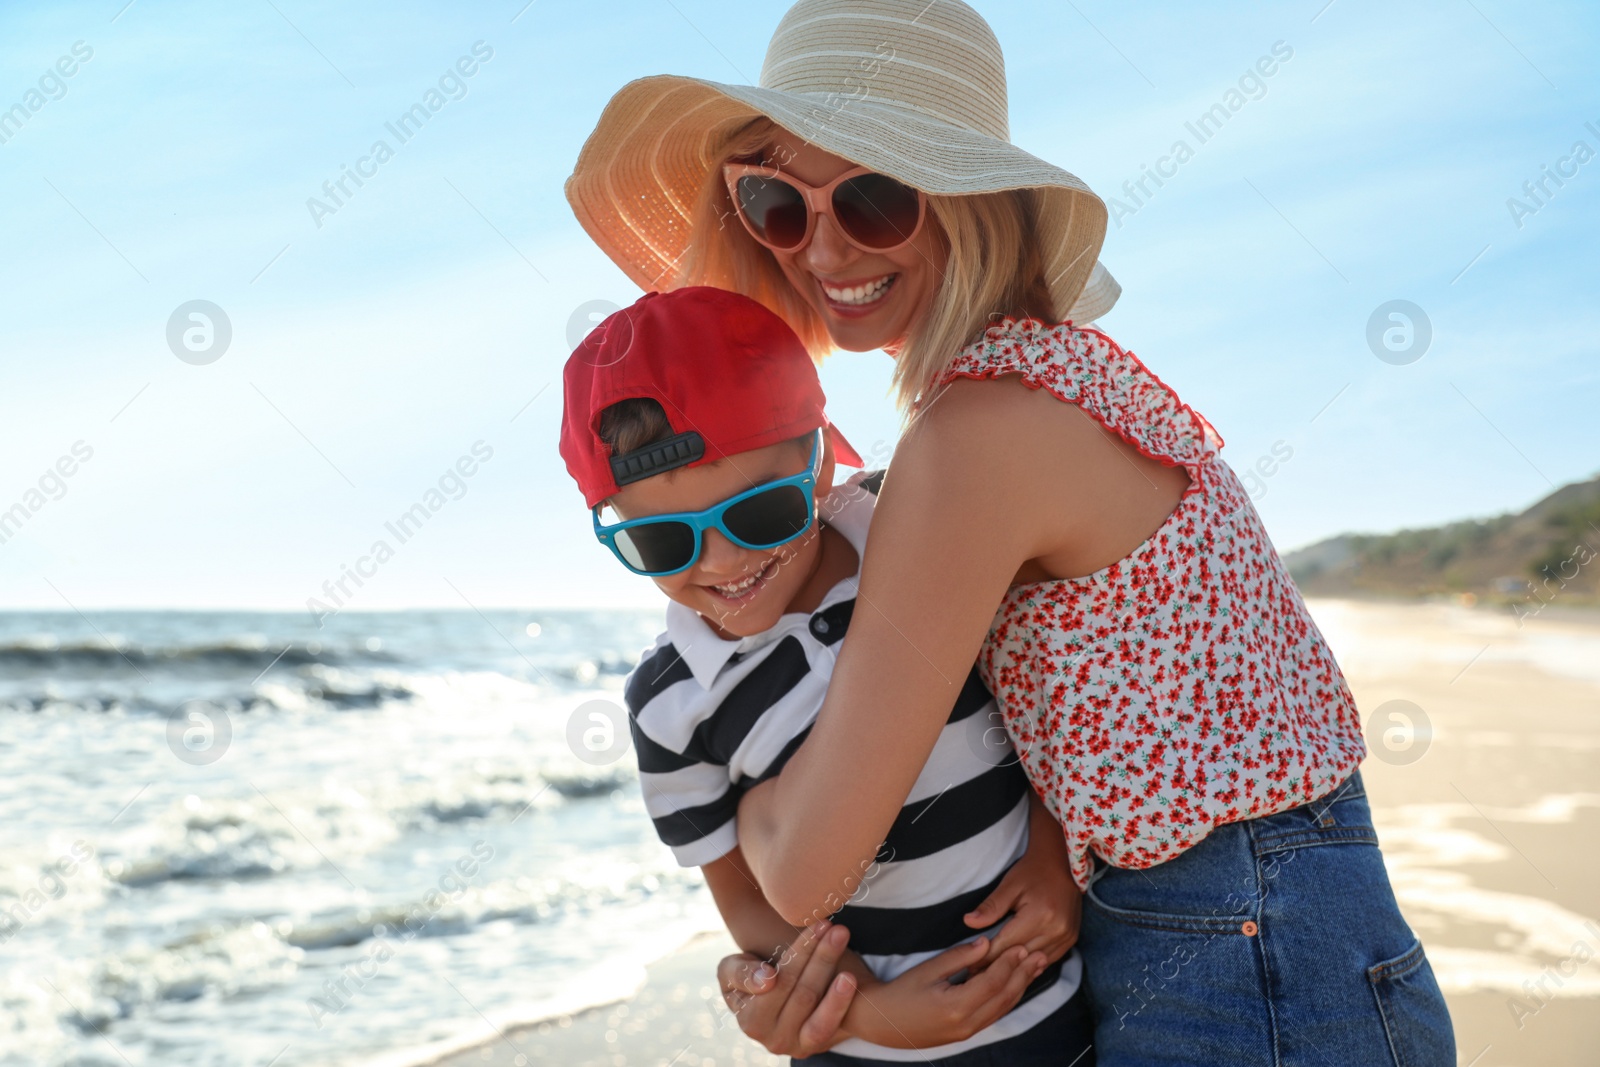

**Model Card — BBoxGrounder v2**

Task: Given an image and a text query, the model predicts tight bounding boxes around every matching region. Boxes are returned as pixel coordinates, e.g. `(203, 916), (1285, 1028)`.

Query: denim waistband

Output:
(1244, 770), (1377, 857)
(1085, 769), (1375, 885)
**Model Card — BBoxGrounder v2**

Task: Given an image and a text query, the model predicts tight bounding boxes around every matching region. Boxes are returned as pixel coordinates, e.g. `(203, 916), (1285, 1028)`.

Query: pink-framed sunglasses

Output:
(722, 163), (927, 254)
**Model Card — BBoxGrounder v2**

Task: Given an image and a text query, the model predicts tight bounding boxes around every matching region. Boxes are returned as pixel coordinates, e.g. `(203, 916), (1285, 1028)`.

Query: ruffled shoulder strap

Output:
(935, 317), (1222, 470)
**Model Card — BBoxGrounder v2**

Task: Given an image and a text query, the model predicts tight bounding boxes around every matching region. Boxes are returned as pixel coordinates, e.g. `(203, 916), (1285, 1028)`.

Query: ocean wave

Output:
(97, 767), (607, 890)
(0, 692), (146, 715)
(272, 664), (417, 709)
(541, 766), (634, 799)
(77, 922), (306, 1028)
(552, 656), (637, 684)
(283, 862), (703, 954)
(2, 667), (418, 718)
(0, 635), (397, 672)
(101, 795), (352, 887)
(0, 634), (640, 683)
(46, 866), (704, 1034)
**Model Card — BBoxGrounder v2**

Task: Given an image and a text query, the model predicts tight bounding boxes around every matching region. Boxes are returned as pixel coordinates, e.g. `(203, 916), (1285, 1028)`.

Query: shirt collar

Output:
(662, 473), (878, 691)
(664, 599), (747, 689)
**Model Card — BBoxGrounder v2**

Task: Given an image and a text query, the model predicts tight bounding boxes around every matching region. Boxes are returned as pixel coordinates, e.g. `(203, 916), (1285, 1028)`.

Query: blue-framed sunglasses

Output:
(594, 430), (822, 577)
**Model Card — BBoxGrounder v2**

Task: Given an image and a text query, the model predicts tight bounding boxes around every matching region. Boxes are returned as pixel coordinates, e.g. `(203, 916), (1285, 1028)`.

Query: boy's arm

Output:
(701, 846), (877, 989)
(960, 789), (1082, 967)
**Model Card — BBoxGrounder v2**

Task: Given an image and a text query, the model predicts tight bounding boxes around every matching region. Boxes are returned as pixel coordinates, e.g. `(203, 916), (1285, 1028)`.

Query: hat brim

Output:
(566, 75), (1119, 325)
(826, 419), (864, 469)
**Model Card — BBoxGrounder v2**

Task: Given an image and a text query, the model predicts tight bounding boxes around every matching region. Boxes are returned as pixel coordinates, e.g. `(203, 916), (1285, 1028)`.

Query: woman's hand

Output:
(962, 791), (1081, 968)
(845, 937), (1051, 1049)
(716, 920), (858, 1057)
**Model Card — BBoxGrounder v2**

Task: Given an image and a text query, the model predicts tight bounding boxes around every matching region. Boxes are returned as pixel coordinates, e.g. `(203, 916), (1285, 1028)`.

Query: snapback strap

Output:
(610, 431), (706, 487)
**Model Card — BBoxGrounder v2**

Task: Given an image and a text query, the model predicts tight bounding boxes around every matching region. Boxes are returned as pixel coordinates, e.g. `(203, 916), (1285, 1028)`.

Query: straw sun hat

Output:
(566, 0), (1120, 324)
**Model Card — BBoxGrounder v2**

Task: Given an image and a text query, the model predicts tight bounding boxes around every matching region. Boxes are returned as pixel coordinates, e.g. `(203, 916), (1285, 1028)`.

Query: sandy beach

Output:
(425, 598), (1600, 1067)
(421, 930), (781, 1067)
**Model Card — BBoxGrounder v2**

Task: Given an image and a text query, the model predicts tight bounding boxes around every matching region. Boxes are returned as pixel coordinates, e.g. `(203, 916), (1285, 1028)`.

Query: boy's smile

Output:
(608, 436), (849, 638)
(703, 555), (781, 604)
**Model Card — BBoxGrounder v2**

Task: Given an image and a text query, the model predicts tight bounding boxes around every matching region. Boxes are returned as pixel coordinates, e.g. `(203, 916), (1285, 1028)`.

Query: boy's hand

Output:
(845, 936), (1050, 1049)
(717, 920), (858, 1057)
(962, 791), (1081, 967)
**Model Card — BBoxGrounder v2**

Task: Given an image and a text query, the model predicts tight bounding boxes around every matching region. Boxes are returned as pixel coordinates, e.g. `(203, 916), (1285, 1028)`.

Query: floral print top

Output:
(936, 316), (1366, 890)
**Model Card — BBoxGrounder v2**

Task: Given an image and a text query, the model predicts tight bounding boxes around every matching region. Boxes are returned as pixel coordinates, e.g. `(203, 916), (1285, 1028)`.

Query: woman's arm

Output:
(739, 376), (1186, 921)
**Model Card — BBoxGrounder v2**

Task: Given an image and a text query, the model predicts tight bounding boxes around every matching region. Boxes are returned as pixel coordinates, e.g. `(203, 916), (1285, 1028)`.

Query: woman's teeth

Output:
(821, 274), (896, 306)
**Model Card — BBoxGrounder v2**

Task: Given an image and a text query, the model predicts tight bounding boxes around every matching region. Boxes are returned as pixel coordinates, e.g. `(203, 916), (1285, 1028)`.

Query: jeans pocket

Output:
(1084, 826), (1263, 934)
(1368, 939), (1456, 1067)
(1084, 874), (1253, 934)
(1079, 894), (1269, 1065)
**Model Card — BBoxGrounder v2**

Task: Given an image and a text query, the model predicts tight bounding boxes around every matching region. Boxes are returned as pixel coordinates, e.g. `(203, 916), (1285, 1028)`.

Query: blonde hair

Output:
(674, 119), (1054, 412)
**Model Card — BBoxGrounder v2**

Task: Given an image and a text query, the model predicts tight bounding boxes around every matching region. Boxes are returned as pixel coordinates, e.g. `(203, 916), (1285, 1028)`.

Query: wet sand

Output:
(421, 930), (781, 1067)
(427, 599), (1600, 1066)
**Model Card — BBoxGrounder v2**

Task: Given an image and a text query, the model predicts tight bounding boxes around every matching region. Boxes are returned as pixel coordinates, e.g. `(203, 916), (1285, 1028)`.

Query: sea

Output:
(10, 601), (1599, 1065)
(0, 608), (725, 1067)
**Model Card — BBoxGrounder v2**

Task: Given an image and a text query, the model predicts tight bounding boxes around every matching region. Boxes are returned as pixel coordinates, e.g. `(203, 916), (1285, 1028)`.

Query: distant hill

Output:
(1283, 473), (1600, 605)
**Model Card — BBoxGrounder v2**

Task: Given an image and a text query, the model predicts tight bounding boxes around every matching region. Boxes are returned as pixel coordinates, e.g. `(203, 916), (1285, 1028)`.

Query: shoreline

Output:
(1302, 589), (1600, 618)
(348, 959), (646, 1067)
(339, 920), (728, 1067)
(414, 930), (782, 1067)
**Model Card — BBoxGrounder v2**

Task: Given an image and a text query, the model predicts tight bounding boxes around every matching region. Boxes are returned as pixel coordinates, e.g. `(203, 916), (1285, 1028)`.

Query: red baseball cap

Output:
(560, 287), (863, 507)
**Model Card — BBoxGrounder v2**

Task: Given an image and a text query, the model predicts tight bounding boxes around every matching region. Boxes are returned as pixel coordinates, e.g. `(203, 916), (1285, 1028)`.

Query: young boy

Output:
(559, 287), (1090, 1063)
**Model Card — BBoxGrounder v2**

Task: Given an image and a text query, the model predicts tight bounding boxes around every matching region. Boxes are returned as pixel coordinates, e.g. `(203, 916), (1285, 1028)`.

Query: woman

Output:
(566, 1), (1455, 1063)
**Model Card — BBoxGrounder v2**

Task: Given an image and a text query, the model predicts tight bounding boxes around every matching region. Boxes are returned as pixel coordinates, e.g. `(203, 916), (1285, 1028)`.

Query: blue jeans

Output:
(1078, 771), (1454, 1066)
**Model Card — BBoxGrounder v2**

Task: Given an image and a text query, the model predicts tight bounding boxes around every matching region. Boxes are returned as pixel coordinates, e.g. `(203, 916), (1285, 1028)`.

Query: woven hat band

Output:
(759, 0), (1009, 139)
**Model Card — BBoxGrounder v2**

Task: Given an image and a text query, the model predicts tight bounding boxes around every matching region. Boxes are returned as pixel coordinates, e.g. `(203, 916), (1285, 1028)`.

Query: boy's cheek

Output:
(653, 571), (716, 613)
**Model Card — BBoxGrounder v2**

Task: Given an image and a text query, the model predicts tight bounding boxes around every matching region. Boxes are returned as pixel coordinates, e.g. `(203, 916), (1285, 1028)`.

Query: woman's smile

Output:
(816, 272), (899, 315)
(763, 135), (946, 352)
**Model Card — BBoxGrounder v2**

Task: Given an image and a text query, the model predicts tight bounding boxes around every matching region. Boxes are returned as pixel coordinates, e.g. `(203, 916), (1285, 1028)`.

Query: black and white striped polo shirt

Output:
(623, 471), (1081, 1061)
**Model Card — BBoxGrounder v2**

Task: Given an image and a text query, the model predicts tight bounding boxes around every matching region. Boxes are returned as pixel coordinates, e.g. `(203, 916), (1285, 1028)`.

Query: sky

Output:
(0, 0), (1595, 611)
